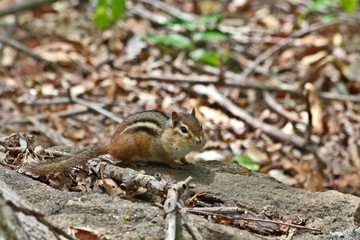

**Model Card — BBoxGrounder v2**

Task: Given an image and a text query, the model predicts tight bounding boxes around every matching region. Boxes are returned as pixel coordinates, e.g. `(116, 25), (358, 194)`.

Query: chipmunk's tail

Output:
(25, 146), (107, 176)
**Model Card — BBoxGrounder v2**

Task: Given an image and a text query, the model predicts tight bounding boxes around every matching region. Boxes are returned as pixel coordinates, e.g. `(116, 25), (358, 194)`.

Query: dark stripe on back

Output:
(126, 118), (161, 127)
(141, 110), (170, 120)
(127, 126), (158, 136)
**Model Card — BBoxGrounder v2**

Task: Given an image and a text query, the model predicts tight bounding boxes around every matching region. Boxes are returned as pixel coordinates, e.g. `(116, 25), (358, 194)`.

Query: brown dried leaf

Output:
(99, 178), (123, 196)
(68, 226), (107, 240)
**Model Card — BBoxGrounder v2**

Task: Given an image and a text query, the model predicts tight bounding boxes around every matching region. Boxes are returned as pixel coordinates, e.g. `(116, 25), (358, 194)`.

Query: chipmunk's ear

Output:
(172, 112), (179, 128)
(191, 108), (196, 116)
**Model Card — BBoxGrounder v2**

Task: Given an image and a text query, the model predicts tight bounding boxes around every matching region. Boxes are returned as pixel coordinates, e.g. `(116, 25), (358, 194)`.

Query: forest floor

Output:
(1, 0), (360, 239)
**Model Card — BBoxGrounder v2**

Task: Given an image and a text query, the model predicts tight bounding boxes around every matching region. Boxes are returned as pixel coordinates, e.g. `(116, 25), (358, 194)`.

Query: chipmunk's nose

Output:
(196, 138), (202, 145)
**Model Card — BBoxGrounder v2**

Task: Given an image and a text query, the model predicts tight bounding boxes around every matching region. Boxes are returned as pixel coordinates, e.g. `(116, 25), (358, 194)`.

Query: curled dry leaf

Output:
(68, 226), (107, 240)
(98, 178), (123, 196)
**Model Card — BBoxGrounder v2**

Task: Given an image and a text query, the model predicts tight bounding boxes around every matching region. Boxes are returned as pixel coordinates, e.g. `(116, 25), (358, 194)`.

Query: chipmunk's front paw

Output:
(179, 158), (193, 166)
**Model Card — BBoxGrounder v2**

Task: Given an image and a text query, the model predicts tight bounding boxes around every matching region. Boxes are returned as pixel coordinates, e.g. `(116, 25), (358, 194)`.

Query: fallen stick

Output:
(0, 104), (108, 125)
(192, 84), (327, 169)
(126, 72), (360, 102)
(186, 207), (321, 232)
(177, 203), (203, 240)
(70, 87), (123, 124)
(164, 176), (193, 240)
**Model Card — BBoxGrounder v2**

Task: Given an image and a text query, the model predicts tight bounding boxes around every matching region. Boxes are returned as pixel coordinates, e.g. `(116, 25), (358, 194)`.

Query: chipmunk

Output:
(26, 109), (206, 175)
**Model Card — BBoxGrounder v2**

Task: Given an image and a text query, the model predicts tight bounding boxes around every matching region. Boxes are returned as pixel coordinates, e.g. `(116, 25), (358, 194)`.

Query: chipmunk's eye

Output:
(180, 126), (188, 133)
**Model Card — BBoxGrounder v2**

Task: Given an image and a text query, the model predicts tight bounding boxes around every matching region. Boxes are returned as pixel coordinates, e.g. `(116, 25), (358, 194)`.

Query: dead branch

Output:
(0, 14), (18, 53)
(102, 165), (194, 240)
(27, 117), (73, 146)
(185, 206), (245, 214)
(0, 0), (57, 17)
(17, 97), (71, 105)
(138, 0), (195, 21)
(126, 72), (360, 103)
(69, 87), (123, 124)
(240, 18), (349, 78)
(177, 203), (203, 240)
(0, 104), (108, 125)
(263, 91), (305, 124)
(103, 165), (170, 193)
(164, 176), (193, 240)
(0, 36), (62, 70)
(304, 87), (313, 144)
(192, 84), (327, 169)
(186, 207), (322, 232)
(0, 36), (50, 63)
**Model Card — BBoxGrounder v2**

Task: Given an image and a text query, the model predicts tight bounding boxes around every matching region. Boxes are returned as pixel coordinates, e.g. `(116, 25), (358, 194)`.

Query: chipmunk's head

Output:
(162, 108), (206, 159)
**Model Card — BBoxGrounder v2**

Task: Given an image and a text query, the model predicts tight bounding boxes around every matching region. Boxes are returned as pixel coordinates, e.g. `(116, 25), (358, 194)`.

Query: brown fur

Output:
(26, 146), (107, 175)
(27, 109), (205, 175)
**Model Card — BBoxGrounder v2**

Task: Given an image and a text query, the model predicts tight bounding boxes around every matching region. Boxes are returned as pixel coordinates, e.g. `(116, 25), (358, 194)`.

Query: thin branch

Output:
(304, 88), (312, 144)
(138, 0), (195, 21)
(240, 18), (349, 78)
(0, 36), (61, 70)
(0, 14), (18, 52)
(0, 104), (108, 125)
(126, 72), (360, 102)
(177, 203), (203, 240)
(263, 91), (305, 124)
(69, 87), (123, 124)
(17, 97), (71, 105)
(0, 0), (57, 17)
(27, 117), (73, 146)
(185, 208), (322, 232)
(164, 176), (193, 240)
(191, 84), (327, 168)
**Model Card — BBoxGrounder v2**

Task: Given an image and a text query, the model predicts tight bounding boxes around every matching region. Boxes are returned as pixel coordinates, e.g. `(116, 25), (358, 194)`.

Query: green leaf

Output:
(189, 48), (230, 66)
(98, 0), (107, 7)
(199, 12), (224, 25)
(111, 0), (126, 20)
(147, 34), (192, 49)
(340, 0), (358, 13)
(165, 18), (196, 31)
(233, 155), (260, 171)
(193, 29), (230, 42)
(94, 5), (112, 29)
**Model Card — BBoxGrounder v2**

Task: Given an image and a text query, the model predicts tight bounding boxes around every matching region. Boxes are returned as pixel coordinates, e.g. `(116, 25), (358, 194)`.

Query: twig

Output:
(191, 84), (327, 168)
(126, 72), (360, 102)
(17, 97), (71, 105)
(27, 117), (73, 146)
(0, 36), (62, 70)
(164, 176), (193, 240)
(103, 166), (194, 240)
(0, 13), (18, 52)
(240, 18), (348, 78)
(69, 87), (123, 124)
(185, 208), (322, 232)
(0, 104), (108, 125)
(138, 0), (195, 21)
(184, 206), (245, 214)
(103, 165), (170, 192)
(263, 91), (305, 124)
(304, 88), (312, 144)
(0, 0), (57, 17)
(177, 203), (203, 240)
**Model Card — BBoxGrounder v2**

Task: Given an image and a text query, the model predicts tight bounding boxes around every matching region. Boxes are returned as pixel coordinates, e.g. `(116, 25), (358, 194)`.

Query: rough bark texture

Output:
(0, 160), (359, 239)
